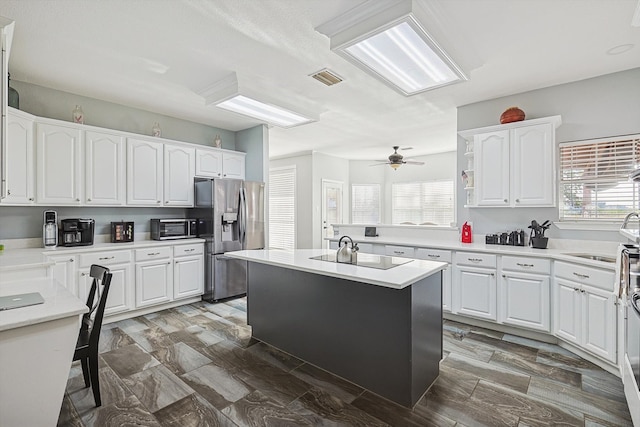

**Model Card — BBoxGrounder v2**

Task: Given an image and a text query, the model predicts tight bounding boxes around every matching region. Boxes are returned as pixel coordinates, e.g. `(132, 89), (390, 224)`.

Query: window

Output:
(391, 180), (454, 225)
(351, 184), (381, 224)
(559, 135), (640, 221)
(269, 166), (296, 249)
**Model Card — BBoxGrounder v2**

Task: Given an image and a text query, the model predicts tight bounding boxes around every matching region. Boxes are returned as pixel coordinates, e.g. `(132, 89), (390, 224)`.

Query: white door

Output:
(500, 272), (550, 332)
(3, 111), (34, 204)
(442, 266), (452, 313)
(554, 278), (582, 345)
(475, 130), (510, 206)
(174, 255), (204, 299)
(195, 148), (223, 178)
(454, 266), (497, 321)
(85, 130), (125, 205)
(135, 261), (172, 308)
(321, 179), (343, 248)
(127, 138), (163, 206)
(222, 152), (245, 179)
(47, 255), (77, 296)
(583, 286), (617, 363)
(36, 122), (82, 204)
(164, 144), (195, 206)
(512, 123), (555, 206)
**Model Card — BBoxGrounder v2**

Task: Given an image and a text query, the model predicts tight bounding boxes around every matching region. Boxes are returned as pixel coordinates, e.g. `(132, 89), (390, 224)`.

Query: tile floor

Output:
(57, 298), (633, 426)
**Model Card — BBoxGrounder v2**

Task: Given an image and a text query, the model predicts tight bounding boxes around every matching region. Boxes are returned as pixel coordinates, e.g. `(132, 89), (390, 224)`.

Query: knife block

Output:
(531, 237), (548, 249)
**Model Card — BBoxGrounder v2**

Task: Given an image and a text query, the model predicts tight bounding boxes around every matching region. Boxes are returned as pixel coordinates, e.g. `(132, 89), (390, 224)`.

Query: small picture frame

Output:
(364, 227), (378, 237)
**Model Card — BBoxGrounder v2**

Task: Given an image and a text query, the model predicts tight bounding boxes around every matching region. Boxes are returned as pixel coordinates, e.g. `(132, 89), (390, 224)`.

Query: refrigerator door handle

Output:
(239, 187), (247, 246)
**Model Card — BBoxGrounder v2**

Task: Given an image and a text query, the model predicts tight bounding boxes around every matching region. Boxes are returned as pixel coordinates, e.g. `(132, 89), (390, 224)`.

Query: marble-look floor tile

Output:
(489, 350), (582, 388)
(126, 324), (176, 353)
(123, 364), (195, 413)
(176, 324), (226, 347)
(101, 343), (160, 377)
(463, 331), (539, 361)
(181, 363), (254, 410)
(443, 333), (495, 362)
(353, 390), (456, 427)
(97, 326), (136, 353)
(290, 362), (364, 404)
(502, 334), (575, 357)
(153, 393), (238, 427)
(441, 352), (531, 393)
(245, 341), (305, 372)
(144, 311), (193, 333)
(172, 303), (205, 317)
(152, 341), (212, 375)
(57, 394), (83, 427)
(528, 376), (633, 425)
(68, 365), (132, 416)
(290, 387), (390, 427)
(471, 379), (584, 425)
(80, 395), (161, 427)
(113, 317), (149, 334)
(222, 390), (313, 426)
(235, 360), (312, 406)
(223, 298), (247, 312)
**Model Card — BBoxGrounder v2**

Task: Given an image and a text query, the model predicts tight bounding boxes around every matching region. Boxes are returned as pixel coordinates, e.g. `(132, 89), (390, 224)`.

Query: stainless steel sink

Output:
(564, 253), (616, 263)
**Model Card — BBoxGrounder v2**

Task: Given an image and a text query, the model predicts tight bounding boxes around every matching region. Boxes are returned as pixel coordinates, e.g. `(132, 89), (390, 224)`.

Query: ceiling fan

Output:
(371, 146), (425, 170)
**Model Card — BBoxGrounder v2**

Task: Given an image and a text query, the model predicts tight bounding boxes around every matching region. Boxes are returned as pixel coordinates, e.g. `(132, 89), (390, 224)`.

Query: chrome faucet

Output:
(622, 212), (640, 230)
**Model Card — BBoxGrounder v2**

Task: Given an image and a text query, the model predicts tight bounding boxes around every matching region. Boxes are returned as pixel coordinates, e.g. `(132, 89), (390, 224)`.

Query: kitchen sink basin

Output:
(563, 253), (616, 263)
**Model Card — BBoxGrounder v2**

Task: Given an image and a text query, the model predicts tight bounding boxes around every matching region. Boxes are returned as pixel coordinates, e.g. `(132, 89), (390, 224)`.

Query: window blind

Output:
(351, 184), (381, 224)
(391, 180), (454, 225)
(559, 135), (640, 221)
(269, 167), (296, 249)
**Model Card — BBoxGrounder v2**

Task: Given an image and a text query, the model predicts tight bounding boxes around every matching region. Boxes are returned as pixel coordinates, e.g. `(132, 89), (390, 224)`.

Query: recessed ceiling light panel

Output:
(217, 95), (314, 128)
(316, 0), (468, 96)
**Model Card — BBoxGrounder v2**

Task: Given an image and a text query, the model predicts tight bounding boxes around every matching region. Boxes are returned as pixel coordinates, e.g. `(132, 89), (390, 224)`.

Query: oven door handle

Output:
(632, 292), (640, 316)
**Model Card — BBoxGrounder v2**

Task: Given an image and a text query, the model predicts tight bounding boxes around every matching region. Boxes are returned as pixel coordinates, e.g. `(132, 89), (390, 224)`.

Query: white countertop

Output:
(225, 249), (447, 290)
(0, 277), (88, 332)
(0, 238), (206, 272)
(326, 235), (618, 270)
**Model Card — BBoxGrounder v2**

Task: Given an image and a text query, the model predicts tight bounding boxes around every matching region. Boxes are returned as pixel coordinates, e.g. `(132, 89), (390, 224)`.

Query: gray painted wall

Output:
(236, 125), (268, 183)
(0, 81), (267, 241)
(456, 68), (640, 241)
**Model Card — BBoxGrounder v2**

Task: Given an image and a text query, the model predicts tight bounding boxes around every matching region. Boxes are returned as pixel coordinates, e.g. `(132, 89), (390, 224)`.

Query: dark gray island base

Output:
(246, 262), (443, 408)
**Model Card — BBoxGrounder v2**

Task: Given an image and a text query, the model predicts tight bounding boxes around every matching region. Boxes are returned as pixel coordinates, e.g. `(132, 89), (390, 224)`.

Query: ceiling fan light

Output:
(390, 163), (401, 170)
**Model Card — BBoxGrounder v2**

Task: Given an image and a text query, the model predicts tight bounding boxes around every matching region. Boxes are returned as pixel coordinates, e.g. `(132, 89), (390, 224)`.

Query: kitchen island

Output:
(0, 276), (88, 427)
(225, 249), (447, 407)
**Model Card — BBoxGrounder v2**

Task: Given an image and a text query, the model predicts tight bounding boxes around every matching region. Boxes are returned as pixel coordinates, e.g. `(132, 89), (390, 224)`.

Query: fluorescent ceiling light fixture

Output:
(198, 72), (317, 128)
(316, 0), (468, 96)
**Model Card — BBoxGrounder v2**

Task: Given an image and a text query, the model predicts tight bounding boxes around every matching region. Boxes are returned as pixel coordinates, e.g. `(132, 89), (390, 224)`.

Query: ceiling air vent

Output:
(310, 69), (343, 86)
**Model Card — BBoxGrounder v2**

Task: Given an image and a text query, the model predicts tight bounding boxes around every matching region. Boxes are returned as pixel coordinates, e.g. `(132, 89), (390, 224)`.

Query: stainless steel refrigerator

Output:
(192, 178), (265, 302)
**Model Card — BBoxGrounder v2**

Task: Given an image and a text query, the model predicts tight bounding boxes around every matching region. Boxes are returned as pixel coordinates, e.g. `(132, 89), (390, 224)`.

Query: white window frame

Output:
(558, 134), (640, 227)
(268, 166), (296, 249)
(391, 179), (455, 226)
(351, 183), (381, 224)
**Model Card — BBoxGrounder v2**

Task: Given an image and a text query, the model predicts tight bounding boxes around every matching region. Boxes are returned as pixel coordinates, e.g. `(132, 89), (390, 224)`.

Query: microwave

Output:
(150, 219), (198, 240)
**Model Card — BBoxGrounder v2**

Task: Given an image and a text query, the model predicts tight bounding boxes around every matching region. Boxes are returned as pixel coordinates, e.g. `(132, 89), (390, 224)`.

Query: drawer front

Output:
(385, 245), (415, 258)
(79, 250), (131, 267)
(554, 261), (614, 291)
(173, 243), (204, 257)
(415, 248), (452, 263)
(502, 256), (550, 274)
(456, 251), (496, 268)
(135, 246), (172, 262)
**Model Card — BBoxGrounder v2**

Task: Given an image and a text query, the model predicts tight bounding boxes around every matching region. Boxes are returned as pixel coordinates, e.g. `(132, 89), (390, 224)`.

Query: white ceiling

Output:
(2, 0), (639, 161)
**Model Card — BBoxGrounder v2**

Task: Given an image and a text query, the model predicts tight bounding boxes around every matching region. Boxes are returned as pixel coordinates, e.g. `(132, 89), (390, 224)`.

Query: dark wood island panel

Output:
(246, 261), (443, 407)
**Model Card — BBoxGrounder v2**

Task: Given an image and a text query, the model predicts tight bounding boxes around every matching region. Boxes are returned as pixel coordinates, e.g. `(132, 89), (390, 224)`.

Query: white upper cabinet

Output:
(2, 109), (34, 204)
(459, 116), (561, 208)
(222, 151), (245, 179)
(195, 148), (223, 178)
(164, 143), (195, 206)
(36, 122), (82, 205)
(127, 138), (163, 206)
(85, 130), (125, 205)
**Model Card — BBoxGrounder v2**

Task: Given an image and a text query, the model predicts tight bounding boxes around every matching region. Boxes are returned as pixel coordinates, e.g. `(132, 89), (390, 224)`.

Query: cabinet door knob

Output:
(7, 190), (10, 195)
(80, 272), (88, 276)
(515, 199), (520, 203)
(87, 198), (92, 201)
(69, 258), (74, 262)
(503, 199), (508, 203)
(29, 197), (34, 201)
(157, 200), (161, 203)
(76, 198), (80, 202)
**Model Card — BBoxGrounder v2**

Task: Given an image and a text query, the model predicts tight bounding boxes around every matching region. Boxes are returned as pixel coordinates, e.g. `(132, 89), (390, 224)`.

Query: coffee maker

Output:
(43, 210), (58, 248)
(59, 219), (95, 247)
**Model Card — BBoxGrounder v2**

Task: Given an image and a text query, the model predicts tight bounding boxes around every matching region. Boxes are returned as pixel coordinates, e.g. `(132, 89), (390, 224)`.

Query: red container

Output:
(500, 107), (525, 124)
(461, 221), (472, 243)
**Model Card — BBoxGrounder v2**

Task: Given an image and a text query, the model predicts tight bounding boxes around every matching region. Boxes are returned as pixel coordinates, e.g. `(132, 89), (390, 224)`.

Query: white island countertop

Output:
(225, 249), (447, 290)
(0, 277), (88, 332)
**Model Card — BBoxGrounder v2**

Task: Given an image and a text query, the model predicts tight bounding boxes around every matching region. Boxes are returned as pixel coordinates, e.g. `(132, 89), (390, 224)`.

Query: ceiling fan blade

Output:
(405, 161), (425, 165)
(369, 162), (390, 166)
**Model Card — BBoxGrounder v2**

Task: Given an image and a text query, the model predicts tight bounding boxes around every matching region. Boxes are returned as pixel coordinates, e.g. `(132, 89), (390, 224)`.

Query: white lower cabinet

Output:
(385, 245), (415, 258)
(78, 263), (133, 316)
(499, 256), (550, 332)
(453, 252), (497, 321)
(554, 277), (617, 363)
(46, 254), (78, 296)
(415, 248), (452, 313)
(135, 247), (173, 308)
(173, 243), (204, 299)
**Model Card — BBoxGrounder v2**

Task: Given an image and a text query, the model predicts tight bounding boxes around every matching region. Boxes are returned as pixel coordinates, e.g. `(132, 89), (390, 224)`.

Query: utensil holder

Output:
(531, 237), (548, 249)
